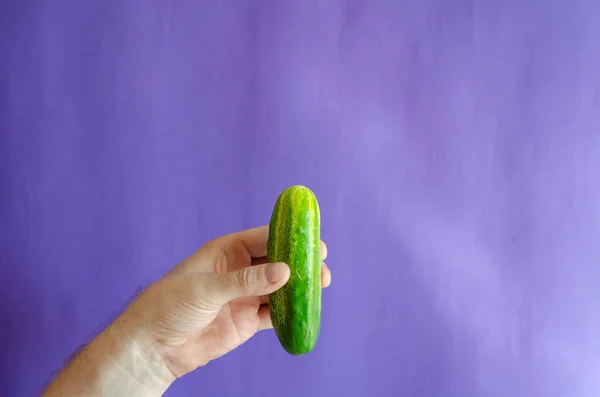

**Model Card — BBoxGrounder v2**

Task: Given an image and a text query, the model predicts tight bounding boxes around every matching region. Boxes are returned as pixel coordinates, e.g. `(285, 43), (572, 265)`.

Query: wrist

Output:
(99, 313), (177, 394)
(44, 312), (175, 397)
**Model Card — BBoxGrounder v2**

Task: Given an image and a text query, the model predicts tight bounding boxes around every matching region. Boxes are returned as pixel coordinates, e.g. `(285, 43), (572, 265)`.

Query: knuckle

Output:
(235, 268), (254, 290)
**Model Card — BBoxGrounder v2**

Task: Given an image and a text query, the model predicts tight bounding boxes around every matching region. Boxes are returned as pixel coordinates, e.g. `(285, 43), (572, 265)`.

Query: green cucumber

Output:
(267, 185), (322, 355)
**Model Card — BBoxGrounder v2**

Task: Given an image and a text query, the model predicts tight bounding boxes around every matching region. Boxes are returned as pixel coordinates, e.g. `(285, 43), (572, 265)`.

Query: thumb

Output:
(211, 262), (290, 304)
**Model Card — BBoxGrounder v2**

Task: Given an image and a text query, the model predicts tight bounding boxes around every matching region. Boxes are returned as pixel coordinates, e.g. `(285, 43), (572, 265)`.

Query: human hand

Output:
(122, 225), (331, 380)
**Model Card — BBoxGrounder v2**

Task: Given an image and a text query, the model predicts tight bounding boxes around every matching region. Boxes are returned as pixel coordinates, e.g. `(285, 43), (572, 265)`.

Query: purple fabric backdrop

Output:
(2, 1), (600, 396)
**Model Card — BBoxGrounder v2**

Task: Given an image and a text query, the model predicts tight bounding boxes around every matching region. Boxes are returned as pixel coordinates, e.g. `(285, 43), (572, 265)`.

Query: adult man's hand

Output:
(43, 225), (331, 396)
(129, 225), (331, 378)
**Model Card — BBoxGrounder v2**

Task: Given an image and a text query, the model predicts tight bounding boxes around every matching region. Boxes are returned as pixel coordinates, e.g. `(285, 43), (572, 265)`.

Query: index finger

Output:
(230, 225), (269, 258)
(166, 225), (269, 277)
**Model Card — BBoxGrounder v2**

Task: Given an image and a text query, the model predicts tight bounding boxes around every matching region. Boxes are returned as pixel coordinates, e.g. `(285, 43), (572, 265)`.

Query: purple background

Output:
(2, 1), (600, 396)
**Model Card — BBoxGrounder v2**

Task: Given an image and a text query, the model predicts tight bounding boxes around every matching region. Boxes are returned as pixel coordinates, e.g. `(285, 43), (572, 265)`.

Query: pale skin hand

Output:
(43, 225), (331, 396)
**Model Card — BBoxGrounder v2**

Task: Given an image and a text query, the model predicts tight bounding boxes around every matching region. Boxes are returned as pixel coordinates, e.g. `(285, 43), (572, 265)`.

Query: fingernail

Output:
(266, 262), (288, 283)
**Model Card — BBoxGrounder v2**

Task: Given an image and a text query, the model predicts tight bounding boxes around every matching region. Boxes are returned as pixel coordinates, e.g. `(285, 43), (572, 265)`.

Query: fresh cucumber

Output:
(267, 185), (322, 355)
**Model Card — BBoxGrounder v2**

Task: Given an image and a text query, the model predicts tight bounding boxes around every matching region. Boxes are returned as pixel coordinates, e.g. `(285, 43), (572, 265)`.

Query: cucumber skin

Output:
(267, 185), (322, 355)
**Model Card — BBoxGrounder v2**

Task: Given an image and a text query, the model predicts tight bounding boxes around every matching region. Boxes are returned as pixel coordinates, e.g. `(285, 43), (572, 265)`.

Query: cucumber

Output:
(267, 185), (322, 355)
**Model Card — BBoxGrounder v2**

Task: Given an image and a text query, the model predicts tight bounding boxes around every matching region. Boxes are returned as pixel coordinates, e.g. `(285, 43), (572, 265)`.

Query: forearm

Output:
(43, 315), (175, 397)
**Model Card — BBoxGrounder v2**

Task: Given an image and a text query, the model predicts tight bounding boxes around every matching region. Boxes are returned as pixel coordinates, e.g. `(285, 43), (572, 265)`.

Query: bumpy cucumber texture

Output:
(267, 185), (322, 355)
